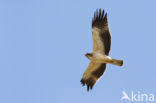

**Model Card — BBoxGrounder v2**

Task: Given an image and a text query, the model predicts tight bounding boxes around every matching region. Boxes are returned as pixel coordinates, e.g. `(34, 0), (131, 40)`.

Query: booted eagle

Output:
(80, 9), (124, 91)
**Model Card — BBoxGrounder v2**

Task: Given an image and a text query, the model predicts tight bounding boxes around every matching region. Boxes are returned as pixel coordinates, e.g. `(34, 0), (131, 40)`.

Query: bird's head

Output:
(85, 53), (93, 60)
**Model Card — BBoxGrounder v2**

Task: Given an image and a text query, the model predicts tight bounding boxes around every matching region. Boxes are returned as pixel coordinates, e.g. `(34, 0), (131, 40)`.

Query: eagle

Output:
(80, 9), (124, 91)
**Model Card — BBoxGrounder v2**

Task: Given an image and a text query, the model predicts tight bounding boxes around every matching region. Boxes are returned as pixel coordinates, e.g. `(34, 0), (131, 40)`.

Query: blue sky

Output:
(0, 0), (156, 103)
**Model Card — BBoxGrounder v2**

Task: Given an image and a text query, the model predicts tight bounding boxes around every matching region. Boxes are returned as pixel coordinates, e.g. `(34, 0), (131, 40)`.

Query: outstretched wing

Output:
(92, 9), (111, 55)
(80, 62), (106, 91)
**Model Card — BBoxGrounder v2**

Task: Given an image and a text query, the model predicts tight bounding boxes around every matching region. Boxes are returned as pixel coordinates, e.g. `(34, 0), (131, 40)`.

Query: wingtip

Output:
(105, 13), (107, 17)
(92, 8), (108, 28)
(80, 79), (85, 86)
(87, 85), (93, 92)
(87, 85), (89, 91)
(80, 78), (95, 92)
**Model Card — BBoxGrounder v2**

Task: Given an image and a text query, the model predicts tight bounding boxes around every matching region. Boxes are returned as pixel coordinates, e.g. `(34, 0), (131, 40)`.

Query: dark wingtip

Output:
(87, 85), (89, 91)
(87, 84), (93, 92)
(80, 79), (85, 86)
(80, 78), (95, 91)
(92, 8), (107, 28)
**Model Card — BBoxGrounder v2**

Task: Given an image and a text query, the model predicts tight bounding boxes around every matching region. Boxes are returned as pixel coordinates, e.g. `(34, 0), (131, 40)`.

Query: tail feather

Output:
(111, 59), (123, 66)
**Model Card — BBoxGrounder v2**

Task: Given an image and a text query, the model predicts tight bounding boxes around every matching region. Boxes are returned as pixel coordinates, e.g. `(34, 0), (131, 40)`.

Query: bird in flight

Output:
(80, 9), (124, 91)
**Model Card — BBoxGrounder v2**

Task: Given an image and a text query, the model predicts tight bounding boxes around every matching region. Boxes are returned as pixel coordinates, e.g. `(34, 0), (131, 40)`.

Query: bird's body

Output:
(80, 9), (124, 91)
(86, 52), (123, 66)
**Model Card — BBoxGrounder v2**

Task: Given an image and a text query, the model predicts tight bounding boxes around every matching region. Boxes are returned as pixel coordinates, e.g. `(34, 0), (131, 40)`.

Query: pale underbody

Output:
(86, 52), (123, 66)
